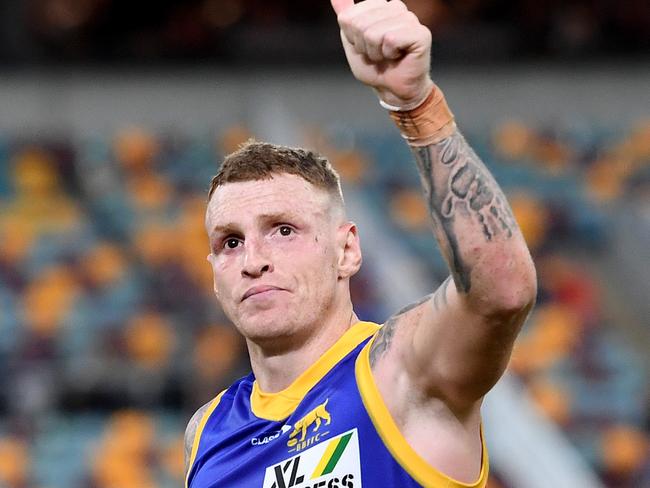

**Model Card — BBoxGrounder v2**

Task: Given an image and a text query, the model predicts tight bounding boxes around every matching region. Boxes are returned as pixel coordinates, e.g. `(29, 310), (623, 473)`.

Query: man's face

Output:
(205, 174), (353, 348)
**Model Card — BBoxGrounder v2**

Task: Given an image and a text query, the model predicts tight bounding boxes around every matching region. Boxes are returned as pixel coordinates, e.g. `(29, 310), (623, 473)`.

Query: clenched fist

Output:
(331, 0), (434, 108)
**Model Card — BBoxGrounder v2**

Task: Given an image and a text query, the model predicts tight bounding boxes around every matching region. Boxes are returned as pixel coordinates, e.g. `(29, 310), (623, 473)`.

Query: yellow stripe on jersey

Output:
(311, 437), (339, 479)
(355, 335), (489, 488)
(185, 390), (226, 488)
(250, 321), (381, 421)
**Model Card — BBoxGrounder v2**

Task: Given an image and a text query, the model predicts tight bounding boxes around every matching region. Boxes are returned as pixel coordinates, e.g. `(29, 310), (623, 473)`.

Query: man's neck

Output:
(247, 306), (359, 393)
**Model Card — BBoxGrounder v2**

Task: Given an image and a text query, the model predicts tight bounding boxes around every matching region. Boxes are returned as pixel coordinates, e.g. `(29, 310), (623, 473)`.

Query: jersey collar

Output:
(250, 320), (380, 421)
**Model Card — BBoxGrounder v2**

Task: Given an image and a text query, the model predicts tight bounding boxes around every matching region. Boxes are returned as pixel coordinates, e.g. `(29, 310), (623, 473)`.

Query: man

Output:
(185, 0), (536, 486)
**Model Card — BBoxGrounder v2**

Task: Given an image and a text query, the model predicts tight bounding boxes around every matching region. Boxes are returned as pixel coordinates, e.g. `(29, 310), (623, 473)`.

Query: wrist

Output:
(375, 79), (435, 111)
(380, 83), (456, 146)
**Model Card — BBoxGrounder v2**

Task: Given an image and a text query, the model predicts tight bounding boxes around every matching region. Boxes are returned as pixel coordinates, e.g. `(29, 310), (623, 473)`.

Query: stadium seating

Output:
(0, 121), (647, 487)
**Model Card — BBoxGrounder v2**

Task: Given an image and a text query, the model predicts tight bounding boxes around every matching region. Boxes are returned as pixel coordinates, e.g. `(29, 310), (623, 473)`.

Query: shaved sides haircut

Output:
(208, 141), (344, 207)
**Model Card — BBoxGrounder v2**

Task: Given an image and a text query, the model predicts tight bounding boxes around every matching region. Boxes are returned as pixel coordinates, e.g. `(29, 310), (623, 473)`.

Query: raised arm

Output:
(331, 0), (536, 412)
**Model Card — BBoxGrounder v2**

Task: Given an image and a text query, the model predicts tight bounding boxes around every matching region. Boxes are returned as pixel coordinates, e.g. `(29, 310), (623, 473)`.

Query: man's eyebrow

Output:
(210, 224), (240, 237)
(256, 211), (298, 223)
(209, 212), (300, 236)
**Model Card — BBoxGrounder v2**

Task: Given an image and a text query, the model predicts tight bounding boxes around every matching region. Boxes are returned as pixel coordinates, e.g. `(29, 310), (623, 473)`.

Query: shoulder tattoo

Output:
(369, 316), (397, 368)
(184, 400), (214, 476)
(369, 294), (433, 367)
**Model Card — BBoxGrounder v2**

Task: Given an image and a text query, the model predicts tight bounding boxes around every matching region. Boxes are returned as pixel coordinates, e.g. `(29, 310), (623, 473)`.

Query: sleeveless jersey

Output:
(186, 321), (488, 488)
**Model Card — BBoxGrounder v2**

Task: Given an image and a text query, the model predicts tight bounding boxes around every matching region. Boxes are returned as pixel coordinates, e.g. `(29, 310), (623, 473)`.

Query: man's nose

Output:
(241, 240), (273, 278)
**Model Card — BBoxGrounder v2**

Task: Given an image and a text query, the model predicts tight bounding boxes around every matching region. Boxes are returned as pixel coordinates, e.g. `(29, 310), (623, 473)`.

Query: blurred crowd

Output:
(0, 125), (386, 487)
(0, 117), (648, 487)
(1, 0), (648, 66)
(341, 117), (650, 487)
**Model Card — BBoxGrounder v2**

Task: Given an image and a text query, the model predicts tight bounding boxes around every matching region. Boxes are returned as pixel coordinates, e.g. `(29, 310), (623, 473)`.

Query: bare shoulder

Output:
(184, 398), (217, 476)
(366, 283), (485, 483)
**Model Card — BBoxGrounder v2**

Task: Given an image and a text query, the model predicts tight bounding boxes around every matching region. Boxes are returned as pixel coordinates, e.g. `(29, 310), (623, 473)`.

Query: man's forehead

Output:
(205, 175), (330, 226)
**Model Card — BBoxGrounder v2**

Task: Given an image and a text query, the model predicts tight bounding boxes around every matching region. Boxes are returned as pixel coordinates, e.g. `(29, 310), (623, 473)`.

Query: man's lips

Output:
(241, 285), (285, 301)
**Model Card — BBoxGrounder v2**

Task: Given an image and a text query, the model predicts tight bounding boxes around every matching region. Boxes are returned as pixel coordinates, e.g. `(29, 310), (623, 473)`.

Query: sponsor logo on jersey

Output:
(264, 429), (361, 488)
(252, 425), (293, 446)
(288, 399), (331, 452)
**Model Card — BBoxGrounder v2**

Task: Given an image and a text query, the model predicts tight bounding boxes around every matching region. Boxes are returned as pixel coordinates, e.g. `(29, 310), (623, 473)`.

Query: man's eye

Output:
(279, 226), (293, 236)
(224, 238), (241, 249)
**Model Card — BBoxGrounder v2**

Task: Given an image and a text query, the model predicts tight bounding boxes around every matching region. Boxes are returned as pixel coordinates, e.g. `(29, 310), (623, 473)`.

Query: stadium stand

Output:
(0, 117), (648, 487)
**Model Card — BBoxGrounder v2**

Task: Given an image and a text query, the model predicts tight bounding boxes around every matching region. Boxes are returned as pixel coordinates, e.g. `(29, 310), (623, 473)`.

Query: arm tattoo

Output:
(369, 315), (398, 367)
(369, 293), (434, 367)
(184, 401), (212, 476)
(413, 130), (517, 292)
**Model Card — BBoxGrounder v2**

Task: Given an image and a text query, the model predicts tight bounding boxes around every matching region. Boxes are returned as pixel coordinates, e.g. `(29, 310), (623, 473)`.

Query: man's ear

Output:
(337, 222), (362, 279)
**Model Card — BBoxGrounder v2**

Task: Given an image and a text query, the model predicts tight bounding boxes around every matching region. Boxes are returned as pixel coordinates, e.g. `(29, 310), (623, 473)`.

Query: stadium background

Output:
(0, 0), (648, 487)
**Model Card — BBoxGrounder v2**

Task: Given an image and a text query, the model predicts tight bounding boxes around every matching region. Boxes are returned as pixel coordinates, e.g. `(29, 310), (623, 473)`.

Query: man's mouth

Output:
(242, 285), (285, 301)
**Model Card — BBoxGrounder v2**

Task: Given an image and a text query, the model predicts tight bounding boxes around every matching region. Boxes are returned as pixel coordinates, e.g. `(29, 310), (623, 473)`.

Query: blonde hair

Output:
(208, 140), (344, 207)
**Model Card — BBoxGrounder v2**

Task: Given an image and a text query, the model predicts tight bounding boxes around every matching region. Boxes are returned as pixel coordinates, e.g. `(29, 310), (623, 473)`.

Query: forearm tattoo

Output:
(369, 130), (517, 367)
(414, 130), (517, 293)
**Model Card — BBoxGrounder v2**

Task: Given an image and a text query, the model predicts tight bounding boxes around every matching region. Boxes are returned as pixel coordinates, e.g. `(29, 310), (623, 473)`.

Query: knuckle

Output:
(337, 10), (353, 26)
(353, 17), (371, 34)
(359, 13), (382, 32)
(383, 31), (398, 47)
(406, 11), (420, 24)
(416, 24), (431, 40)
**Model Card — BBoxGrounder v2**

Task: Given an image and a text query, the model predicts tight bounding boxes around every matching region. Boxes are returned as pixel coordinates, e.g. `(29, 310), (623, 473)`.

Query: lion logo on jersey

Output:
(287, 399), (331, 447)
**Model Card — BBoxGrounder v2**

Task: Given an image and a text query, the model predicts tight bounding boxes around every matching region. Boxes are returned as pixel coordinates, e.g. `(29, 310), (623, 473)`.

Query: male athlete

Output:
(185, 0), (537, 486)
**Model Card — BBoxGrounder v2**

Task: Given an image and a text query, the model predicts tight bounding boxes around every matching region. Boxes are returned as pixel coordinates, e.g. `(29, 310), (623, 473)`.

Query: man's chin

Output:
(237, 313), (298, 343)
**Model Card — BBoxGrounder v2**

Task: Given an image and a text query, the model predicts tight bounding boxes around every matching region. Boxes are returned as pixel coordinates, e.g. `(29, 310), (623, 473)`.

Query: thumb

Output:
(330, 0), (354, 15)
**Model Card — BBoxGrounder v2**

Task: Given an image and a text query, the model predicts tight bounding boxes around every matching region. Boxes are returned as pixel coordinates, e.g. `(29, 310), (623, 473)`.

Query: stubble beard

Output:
(236, 294), (334, 355)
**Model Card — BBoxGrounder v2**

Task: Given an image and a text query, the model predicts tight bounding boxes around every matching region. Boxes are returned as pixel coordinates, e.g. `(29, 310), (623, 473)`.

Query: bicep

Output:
(417, 277), (532, 406)
(374, 277), (532, 411)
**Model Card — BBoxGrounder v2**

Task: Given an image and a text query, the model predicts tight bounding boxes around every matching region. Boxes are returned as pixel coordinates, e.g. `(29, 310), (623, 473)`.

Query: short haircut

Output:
(208, 140), (344, 207)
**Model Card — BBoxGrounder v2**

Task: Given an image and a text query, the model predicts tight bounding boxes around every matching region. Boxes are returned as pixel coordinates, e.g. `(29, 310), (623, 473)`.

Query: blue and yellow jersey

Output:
(186, 321), (488, 488)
